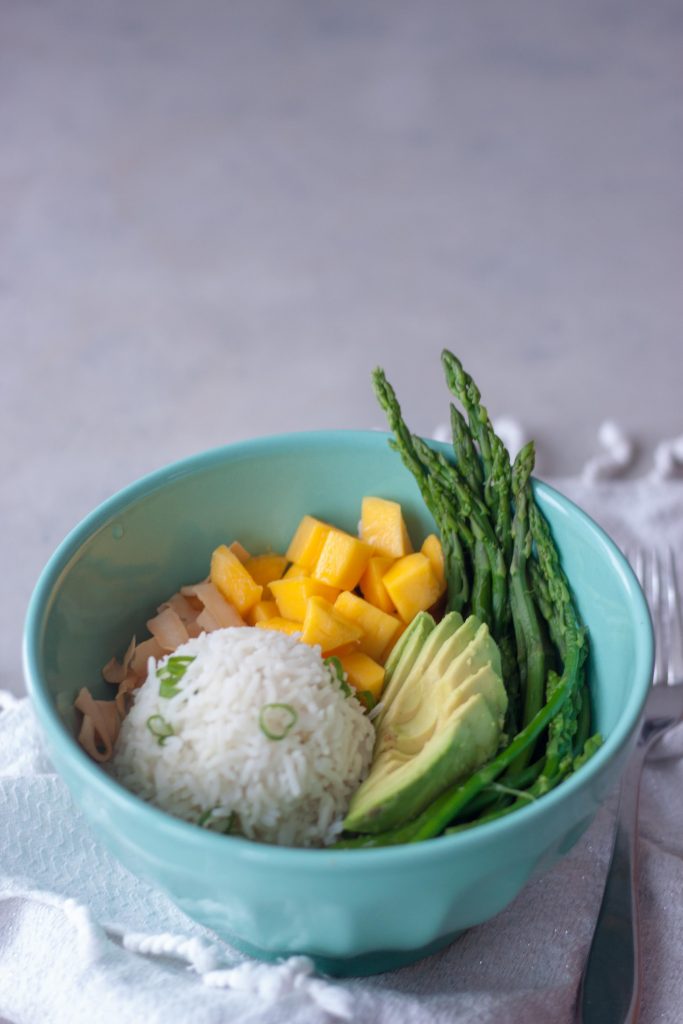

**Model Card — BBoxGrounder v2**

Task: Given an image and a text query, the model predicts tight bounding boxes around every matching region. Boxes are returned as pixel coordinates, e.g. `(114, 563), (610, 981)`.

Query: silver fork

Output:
(577, 547), (683, 1024)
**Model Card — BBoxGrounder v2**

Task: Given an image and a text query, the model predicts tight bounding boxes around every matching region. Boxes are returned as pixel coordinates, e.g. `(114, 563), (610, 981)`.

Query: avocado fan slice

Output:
(344, 614), (508, 835)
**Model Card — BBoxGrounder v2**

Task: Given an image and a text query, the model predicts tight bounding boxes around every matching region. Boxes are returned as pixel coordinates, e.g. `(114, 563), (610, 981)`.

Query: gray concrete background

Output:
(2, 0), (682, 695)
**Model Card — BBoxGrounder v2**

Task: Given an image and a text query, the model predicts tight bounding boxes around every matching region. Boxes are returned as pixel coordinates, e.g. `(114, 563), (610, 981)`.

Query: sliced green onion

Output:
(158, 655), (196, 698)
(259, 703), (298, 741)
(325, 655), (344, 680)
(198, 808), (236, 834)
(324, 655), (352, 697)
(146, 714), (175, 745)
(356, 690), (377, 712)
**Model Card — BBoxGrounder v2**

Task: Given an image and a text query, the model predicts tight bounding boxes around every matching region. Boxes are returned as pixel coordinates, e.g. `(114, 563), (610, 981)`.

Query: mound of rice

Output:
(111, 627), (375, 847)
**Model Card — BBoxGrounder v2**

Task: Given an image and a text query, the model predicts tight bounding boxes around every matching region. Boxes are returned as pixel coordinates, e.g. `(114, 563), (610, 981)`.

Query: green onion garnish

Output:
(324, 655), (352, 697)
(198, 808), (236, 834)
(157, 655), (196, 698)
(259, 703), (298, 741)
(146, 714), (175, 745)
(356, 690), (377, 712)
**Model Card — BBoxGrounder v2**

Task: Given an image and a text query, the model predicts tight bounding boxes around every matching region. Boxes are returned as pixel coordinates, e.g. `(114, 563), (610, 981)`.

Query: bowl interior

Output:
(27, 429), (651, 812)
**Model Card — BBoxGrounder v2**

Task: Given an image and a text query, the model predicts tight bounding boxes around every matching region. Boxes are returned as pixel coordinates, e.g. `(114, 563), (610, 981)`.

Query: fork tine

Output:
(642, 548), (668, 686)
(665, 547), (683, 684)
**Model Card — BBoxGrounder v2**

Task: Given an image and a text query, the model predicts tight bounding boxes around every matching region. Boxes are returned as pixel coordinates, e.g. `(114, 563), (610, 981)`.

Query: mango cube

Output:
(244, 553), (288, 593)
(229, 540), (251, 564)
(270, 577), (340, 621)
(333, 591), (402, 662)
(338, 651), (386, 702)
(210, 545), (263, 615)
(312, 529), (372, 591)
(421, 534), (445, 589)
(360, 497), (413, 558)
(300, 596), (363, 654)
(255, 616), (303, 637)
(382, 552), (445, 623)
(286, 516), (332, 572)
(381, 617), (408, 660)
(359, 555), (396, 613)
(246, 599), (279, 626)
(284, 563), (309, 579)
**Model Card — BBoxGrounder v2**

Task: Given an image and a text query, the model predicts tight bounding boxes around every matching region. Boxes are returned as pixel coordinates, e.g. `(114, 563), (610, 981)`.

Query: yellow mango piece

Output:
(382, 553), (445, 623)
(210, 545), (263, 615)
(359, 556), (396, 613)
(229, 541), (251, 564)
(246, 599), (279, 626)
(380, 617), (408, 662)
(421, 534), (445, 589)
(270, 577), (340, 621)
(312, 529), (372, 591)
(244, 554), (288, 593)
(284, 563), (309, 579)
(255, 616), (303, 637)
(359, 496), (413, 558)
(286, 516), (332, 572)
(333, 591), (402, 662)
(300, 596), (364, 655)
(338, 651), (386, 701)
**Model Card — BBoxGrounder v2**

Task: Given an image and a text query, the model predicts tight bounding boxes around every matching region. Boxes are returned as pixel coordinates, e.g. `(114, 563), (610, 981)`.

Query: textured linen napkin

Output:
(2, 474), (682, 1024)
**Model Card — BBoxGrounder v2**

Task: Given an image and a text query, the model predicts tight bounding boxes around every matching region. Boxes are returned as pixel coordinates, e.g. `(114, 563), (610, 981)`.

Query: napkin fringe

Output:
(0, 881), (354, 1022)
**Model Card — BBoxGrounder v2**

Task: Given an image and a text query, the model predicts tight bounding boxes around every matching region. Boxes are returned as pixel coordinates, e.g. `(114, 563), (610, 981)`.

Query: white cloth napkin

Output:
(2, 476), (683, 1024)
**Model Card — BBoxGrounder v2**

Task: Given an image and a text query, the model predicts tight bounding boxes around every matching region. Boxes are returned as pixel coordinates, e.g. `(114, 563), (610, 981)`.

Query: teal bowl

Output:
(23, 431), (653, 976)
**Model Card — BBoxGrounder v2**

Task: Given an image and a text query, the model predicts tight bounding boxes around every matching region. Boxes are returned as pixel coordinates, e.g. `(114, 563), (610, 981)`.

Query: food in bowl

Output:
(73, 350), (602, 850)
(112, 628), (375, 847)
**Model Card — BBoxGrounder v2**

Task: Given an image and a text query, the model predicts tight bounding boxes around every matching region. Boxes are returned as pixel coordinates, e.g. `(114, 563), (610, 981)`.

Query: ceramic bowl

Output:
(24, 431), (653, 976)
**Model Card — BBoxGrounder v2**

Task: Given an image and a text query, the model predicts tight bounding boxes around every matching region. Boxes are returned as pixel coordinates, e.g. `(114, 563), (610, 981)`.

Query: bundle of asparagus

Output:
(339, 351), (601, 847)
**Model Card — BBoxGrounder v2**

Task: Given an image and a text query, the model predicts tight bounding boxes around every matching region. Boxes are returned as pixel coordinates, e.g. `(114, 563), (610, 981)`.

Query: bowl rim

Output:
(23, 428), (654, 867)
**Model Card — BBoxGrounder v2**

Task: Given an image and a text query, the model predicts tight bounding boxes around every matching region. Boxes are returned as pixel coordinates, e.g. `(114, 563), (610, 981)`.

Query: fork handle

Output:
(576, 746), (646, 1024)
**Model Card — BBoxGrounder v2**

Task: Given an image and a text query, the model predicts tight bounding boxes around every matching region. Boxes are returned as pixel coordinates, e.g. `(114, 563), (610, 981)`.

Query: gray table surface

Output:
(2, 0), (682, 696)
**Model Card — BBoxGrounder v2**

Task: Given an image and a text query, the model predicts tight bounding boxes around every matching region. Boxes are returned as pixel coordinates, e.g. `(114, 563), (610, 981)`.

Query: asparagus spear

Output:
(528, 501), (590, 788)
(441, 349), (513, 561)
(509, 443), (548, 732)
(372, 369), (469, 613)
(449, 403), (484, 498)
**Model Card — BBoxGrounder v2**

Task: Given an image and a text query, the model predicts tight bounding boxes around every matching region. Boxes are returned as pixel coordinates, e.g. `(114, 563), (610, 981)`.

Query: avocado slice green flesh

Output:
(344, 693), (500, 833)
(343, 613), (508, 835)
(376, 611), (462, 728)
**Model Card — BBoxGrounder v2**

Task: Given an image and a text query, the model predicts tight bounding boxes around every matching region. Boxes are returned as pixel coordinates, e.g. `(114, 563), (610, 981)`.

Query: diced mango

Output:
(246, 599), (279, 626)
(333, 591), (402, 662)
(284, 563), (309, 579)
(421, 534), (445, 589)
(312, 529), (372, 591)
(300, 596), (363, 654)
(210, 545), (263, 615)
(359, 555), (396, 613)
(229, 541), (251, 564)
(255, 616), (303, 637)
(338, 651), (386, 701)
(286, 516), (332, 571)
(360, 497), (413, 558)
(381, 617), (408, 661)
(244, 554), (288, 593)
(382, 553), (445, 623)
(269, 577), (341, 621)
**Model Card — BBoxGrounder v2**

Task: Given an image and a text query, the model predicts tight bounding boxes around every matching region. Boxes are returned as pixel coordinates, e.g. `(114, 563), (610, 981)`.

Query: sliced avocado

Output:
(344, 613), (508, 834)
(344, 693), (499, 833)
(383, 611), (435, 681)
(386, 620), (497, 729)
(376, 611), (462, 728)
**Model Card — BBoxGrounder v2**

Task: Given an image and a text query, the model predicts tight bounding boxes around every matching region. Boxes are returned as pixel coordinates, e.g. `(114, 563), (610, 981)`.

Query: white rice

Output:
(111, 627), (375, 847)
